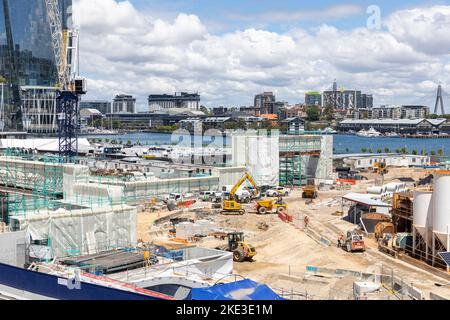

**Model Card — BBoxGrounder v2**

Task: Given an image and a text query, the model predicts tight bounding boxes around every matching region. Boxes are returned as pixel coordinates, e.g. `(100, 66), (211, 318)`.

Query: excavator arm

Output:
(229, 172), (259, 200)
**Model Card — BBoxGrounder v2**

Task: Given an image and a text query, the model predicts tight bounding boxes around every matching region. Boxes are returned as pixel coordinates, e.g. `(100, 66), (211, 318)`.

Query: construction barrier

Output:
(336, 178), (357, 185)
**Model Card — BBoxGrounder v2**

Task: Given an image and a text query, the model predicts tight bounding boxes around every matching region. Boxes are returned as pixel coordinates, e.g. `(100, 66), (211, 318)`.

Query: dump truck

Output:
(302, 179), (318, 199)
(255, 197), (288, 215)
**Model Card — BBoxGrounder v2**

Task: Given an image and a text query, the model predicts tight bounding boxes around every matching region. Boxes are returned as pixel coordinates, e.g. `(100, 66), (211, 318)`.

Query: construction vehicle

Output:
(302, 180), (318, 199)
(216, 232), (257, 262)
(255, 196), (288, 215)
(222, 172), (259, 215)
(374, 222), (395, 241)
(373, 162), (389, 175)
(342, 230), (366, 252)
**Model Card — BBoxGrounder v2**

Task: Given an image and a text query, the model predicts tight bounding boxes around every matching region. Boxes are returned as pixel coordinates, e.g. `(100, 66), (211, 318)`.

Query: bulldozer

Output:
(302, 179), (318, 199)
(256, 196), (288, 215)
(216, 232), (257, 262)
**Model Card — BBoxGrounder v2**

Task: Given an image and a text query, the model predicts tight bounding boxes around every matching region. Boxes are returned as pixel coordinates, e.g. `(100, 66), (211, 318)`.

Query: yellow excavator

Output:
(222, 172), (288, 215)
(222, 172), (259, 215)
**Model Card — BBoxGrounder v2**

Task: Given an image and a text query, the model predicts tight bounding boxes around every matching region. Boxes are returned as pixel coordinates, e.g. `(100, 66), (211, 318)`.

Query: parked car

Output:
(265, 187), (290, 197)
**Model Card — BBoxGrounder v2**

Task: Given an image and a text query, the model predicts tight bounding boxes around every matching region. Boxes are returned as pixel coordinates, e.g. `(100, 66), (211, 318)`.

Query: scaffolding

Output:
(0, 148), (221, 218)
(279, 135), (323, 187)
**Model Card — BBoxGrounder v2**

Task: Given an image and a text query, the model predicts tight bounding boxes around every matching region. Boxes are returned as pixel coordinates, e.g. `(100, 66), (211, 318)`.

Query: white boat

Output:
(385, 131), (400, 138)
(356, 127), (381, 138)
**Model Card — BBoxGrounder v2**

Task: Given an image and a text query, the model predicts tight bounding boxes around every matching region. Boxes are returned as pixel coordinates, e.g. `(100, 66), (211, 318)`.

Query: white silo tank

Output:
(433, 172), (450, 249)
(413, 190), (433, 239)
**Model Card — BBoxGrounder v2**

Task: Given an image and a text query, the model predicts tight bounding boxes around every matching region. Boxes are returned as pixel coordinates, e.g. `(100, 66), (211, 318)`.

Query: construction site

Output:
(0, 128), (449, 300)
(0, 0), (449, 302)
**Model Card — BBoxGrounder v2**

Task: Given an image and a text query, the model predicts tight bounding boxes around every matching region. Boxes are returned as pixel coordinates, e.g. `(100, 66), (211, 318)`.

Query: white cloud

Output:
(385, 6), (450, 56)
(73, 1), (450, 110)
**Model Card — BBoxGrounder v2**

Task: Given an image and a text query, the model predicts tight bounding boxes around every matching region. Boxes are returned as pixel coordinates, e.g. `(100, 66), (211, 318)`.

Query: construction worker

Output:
(338, 233), (344, 248)
(303, 215), (310, 229)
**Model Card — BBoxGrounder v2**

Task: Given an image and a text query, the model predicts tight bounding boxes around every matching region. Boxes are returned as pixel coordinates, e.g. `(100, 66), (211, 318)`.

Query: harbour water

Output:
(85, 132), (450, 156)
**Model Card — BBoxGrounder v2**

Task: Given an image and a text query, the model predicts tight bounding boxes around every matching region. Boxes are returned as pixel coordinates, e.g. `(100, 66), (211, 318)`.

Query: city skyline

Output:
(74, 0), (450, 112)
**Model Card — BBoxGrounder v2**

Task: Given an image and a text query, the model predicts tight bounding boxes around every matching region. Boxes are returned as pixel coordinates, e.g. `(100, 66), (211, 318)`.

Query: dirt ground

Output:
(138, 167), (450, 300)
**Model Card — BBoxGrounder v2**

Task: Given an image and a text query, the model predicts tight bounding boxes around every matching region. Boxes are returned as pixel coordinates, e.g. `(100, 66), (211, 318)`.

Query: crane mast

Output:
(45, 0), (85, 161)
(45, 0), (69, 90)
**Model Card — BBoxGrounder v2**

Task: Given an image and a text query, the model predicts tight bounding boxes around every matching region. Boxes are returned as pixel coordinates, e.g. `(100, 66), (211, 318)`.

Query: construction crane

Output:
(45, 0), (86, 161)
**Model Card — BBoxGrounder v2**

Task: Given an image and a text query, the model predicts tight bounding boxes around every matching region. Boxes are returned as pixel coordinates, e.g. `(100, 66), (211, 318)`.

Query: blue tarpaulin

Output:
(191, 279), (285, 300)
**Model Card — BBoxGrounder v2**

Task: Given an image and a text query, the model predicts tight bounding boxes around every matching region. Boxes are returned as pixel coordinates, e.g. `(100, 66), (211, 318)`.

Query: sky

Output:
(72, 0), (450, 112)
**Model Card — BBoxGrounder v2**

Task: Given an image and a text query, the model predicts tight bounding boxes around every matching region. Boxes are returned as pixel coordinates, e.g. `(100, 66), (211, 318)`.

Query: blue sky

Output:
(131, 0), (444, 33)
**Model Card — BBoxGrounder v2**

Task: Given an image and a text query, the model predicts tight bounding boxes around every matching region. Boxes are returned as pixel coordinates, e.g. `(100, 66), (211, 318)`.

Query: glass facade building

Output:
(0, 0), (71, 131)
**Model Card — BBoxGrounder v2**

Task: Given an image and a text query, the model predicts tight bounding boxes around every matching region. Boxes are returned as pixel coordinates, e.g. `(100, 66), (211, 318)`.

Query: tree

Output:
(112, 120), (122, 130)
(438, 149), (444, 157)
(401, 147), (408, 154)
(412, 149), (417, 155)
(377, 148), (382, 154)
(421, 149), (427, 156)
(321, 106), (334, 122)
(384, 147), (390, 153)
(361, 147), (367, 153)
(306, 106), (320, 121)
(368, 148), (374, 154)
(430, 150), (436, 156)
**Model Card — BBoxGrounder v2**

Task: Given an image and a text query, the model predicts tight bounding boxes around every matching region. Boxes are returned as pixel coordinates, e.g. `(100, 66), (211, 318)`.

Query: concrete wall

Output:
(316, 135), (334, 182)
(0, 231), (26, 267)
(231, 131), (280, 186)
(213, 166), (247, 188)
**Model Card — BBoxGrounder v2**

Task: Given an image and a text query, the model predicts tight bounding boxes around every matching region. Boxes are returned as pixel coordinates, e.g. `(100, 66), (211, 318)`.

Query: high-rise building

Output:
(322, 81), (372, 110)
(305, 91), (322, 106)
(361, 94), (373, 109)
(369, 105), (402, 120)
(401, 105), (430, 119)
(0, 0), (72, 131)
(254, 92), (276, 115)
(148, 92), (200, 111)
(113, 94), (136, 114)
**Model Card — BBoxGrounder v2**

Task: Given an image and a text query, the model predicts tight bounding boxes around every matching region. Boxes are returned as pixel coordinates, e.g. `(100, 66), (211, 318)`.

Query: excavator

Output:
(222, 172), (288, 215)
(222, 172), (259, 215)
